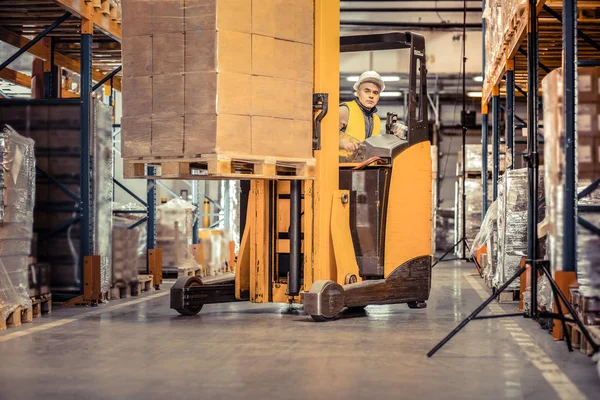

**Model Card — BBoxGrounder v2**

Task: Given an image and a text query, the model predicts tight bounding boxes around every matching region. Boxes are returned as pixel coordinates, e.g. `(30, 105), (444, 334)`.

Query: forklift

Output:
(171, 3), (432, 321)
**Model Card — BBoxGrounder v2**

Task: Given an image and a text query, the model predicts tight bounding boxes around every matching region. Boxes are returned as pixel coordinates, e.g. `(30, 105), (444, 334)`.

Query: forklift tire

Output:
(407, 301), (427, 309)
(173, 276), (204, 316)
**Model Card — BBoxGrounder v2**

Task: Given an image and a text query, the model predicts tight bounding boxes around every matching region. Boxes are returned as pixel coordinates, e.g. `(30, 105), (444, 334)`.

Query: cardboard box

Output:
(185, 72), (251, 116)
(185, 30), (251, 74)
(184, 113), (251, 156)
(152, 33), (185, 75)
(252, 0), (313, 44)
(122, 76), (152, 117)
(578, 102), (597, 136)
(153, 74), (184, 116)
(579, 136), (595, 172)
(152, 114), (184, 156)
(184, 0), (251, 33)
(122, 116), (152, 157)
(152, 0), (184, 33)
(578, 67), (598, 103)
(122, 35), (152, 78)
(252, 76), (294, 118)
(596, 137), (600, 173)
(122, 0), (152, 37)
(252, 36), (313, 82)
(251, 117), (312, 158)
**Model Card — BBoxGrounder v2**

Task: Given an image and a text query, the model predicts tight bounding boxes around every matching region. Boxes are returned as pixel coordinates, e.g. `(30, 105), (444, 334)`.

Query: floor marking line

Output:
(0, 291), (169, 343)
(464, 272), (587, 400)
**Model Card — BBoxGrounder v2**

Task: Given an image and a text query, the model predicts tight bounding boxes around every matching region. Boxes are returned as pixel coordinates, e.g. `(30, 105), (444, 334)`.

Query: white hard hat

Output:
(353, 71), (385, 92)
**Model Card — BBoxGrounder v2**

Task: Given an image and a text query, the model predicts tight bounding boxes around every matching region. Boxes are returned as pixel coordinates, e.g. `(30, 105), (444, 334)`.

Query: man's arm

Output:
(339, 104), (349, 133)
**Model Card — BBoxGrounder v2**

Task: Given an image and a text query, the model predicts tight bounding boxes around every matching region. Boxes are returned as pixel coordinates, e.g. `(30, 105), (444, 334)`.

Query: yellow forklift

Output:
(171, 1), (432, 321)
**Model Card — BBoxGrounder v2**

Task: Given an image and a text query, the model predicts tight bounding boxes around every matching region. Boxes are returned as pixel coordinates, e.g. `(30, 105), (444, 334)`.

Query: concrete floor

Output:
(1, 261), (599, 400)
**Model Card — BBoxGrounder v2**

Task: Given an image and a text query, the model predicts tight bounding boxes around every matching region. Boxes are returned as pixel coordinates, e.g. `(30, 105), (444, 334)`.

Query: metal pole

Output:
(506, 69), (515, 169)
(0, 12), (71, 72)
(92, 65), (122, 92)
(481, 0), (488, 221)
(288, 180), (302, 296)
(192, 181), (199, 244)
(492, 92), (500, 200)
(461, 0), (467, 255)
(79, 31), (93, 294)
(147, 166), (157, 271)
(563, 0), (577, 274)
(527, 0), (539, 316)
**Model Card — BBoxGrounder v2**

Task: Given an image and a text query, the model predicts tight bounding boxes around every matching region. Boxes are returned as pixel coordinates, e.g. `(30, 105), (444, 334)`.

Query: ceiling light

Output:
(473, 76), (484, 82)
(380, 91), (402, 97)
(382, 76), (400, 82)
(467, 91), (483, 98)
(346, 76), (360, 82)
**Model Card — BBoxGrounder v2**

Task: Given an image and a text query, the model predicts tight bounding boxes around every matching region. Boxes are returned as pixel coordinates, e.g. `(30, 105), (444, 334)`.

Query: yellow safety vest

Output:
(340, 100), (381, 159)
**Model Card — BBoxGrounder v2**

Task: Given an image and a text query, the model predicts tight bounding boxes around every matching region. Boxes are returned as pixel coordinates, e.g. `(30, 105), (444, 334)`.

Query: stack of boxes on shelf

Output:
(121, 0), (314, 160)
(0, 102), (114, 296)
(483, 0), (526, 79)
(111, 219), (141, 299)
(157, 198), (198, 275)
(0, 126), (35, 329)
(543, 66), (600, 324)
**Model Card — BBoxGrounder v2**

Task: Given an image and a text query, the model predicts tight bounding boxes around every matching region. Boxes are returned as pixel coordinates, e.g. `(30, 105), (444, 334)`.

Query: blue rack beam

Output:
(526, 0), (540, 315)
(506, 68), (515, 170)
(481, 0), (488, 221)
(563, 0), (577, 273)
(79, 29), (93, 294)
(492, 92), (500, 200)
(146, 166), (157, 274)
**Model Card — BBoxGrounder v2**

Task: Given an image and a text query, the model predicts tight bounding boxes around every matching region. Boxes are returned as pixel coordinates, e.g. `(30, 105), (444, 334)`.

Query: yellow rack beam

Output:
(52, 0), (122, 41)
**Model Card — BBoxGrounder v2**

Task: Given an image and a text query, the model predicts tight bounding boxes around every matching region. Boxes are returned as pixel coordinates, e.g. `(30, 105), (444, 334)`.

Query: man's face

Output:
(356, 82), (381, 109)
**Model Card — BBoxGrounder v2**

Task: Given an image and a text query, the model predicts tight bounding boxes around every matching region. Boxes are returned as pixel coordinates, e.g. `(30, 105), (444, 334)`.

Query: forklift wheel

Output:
(407, 301), (427, 309)
(173, 276), (204, 316)
(311, 314), (338, 322)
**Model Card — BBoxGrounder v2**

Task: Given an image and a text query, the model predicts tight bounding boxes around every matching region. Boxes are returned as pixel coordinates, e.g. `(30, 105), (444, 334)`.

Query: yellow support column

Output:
(312, 0), (340, 286)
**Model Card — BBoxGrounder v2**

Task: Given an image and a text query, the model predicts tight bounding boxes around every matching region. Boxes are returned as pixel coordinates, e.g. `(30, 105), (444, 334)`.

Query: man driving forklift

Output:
(339, 71), (408, 160)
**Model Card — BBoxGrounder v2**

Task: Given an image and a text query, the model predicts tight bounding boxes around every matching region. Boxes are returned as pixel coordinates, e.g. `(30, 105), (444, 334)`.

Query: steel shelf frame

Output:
(481, 0), (600, 277)
(0, 3), (125, 296)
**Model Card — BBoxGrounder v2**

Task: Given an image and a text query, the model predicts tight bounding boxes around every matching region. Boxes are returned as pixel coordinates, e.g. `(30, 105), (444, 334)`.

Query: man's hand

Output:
(340, 140), (360, 152)
(390, 121), (408, 139)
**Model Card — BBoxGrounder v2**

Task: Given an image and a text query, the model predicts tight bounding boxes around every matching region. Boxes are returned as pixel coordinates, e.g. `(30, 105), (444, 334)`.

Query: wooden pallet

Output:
(0, 306), (33, 331)
(31, 294), (52, 318)
(497, 289), (520, 304)
(131, 275), (154, 296)
(110, 282), (132, 300)
(565, 320), (600, 356)
(123, 154), (316, 181)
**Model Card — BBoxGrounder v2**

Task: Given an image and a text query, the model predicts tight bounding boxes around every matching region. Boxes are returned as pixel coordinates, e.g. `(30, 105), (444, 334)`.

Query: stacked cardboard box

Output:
(121, 0), (314, 159)
(112, 218), (141, 285)
(542, 67), (600, 306)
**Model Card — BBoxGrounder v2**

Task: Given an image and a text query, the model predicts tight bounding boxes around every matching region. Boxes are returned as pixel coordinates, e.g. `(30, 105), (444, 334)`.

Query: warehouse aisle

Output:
(1, 261), (599, 400)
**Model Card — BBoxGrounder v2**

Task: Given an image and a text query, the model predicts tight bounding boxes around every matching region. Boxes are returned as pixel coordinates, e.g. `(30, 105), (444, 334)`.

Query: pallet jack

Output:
(171, 3), (432, 321)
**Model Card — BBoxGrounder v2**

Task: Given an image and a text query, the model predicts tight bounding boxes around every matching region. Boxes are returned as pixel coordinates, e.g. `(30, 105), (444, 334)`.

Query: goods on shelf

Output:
(121, 0), (314, 160)
(0, 125), (35, 323)
(470, 200), (498, 285)
(542, 68), (600, 312)
(483, 0), (526, 81)
(0, 101), (114, 294)
(458, 144), (507, 174)
(157, 198), (197, 271)
(112, 217), (141, 285)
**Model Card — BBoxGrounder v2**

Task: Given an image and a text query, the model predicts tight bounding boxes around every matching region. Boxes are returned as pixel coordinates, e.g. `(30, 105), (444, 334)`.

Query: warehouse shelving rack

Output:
(427, 0), (600, 357)
(0, 0), (167, 300)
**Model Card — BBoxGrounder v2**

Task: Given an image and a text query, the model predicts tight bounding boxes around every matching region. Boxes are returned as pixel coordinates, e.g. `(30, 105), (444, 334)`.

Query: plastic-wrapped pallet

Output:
(112, 217), (141, 285)
(0, 125), (35, 324)
(157, 198), (199, 271)
(495, 169), (528, 289)
(471, 200), (498, 284)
